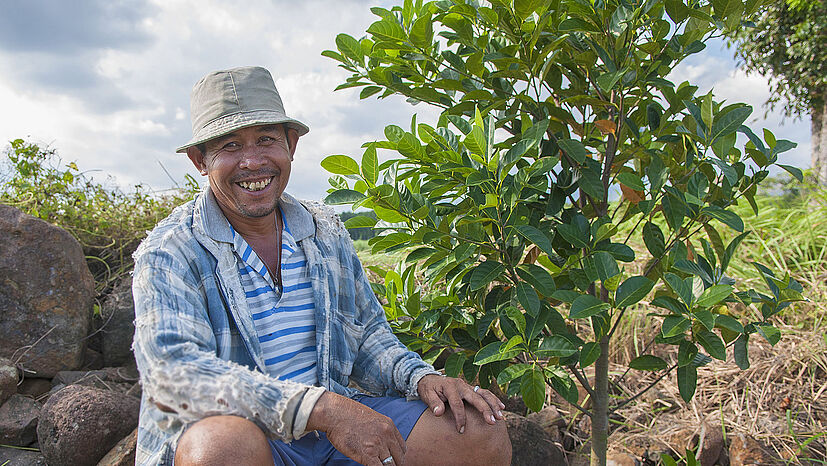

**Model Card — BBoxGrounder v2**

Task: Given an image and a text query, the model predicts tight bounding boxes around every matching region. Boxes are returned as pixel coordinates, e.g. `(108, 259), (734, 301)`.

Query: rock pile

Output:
(0, 206), (140, 466)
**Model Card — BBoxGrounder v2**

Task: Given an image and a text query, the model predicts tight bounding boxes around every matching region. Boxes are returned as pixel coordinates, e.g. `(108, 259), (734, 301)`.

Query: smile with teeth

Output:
(237, 177), (273, 192)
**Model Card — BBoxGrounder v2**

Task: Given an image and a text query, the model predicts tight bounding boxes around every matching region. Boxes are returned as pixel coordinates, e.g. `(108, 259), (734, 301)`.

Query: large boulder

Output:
(504, 411), (567, 466)
(0, 394), (40, 446)
(37, 385), (139, 466)
(0, 205), (94, 377)
(98, 276), (136, 367)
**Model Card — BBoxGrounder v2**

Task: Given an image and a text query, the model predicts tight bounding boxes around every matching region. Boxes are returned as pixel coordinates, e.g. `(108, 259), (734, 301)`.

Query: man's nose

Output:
(238, 148), (267, 169)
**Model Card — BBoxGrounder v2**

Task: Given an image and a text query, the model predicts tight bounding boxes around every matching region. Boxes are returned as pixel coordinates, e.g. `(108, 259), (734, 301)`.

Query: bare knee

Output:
(175, 415), (273, 466)
(465, 411), (511, 465)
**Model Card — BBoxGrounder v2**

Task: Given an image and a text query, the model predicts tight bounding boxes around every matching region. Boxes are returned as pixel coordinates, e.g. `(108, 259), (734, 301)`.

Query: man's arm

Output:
(132, 246), (319, 441)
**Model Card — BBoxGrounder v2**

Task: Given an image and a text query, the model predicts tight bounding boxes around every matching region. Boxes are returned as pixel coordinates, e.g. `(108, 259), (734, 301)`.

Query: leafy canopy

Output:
(322, 0), (802, 416)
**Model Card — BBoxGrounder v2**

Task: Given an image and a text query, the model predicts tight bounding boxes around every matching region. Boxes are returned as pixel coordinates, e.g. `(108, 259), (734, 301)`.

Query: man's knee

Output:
(465, 411), (511, 465)
(174, 415), (274, 466)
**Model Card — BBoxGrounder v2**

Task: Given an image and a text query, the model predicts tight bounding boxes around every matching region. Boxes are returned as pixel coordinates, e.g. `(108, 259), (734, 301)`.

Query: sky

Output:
(0, 0), (811, 203)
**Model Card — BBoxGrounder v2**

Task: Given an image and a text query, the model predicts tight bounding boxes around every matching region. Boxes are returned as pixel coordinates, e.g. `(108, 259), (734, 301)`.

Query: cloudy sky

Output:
(0, 0), (811, 203)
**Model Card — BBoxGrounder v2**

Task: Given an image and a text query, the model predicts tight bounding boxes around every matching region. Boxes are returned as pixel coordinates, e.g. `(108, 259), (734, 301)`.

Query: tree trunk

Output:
(812, 96), (827, 186)
(590, 336), (610, 466)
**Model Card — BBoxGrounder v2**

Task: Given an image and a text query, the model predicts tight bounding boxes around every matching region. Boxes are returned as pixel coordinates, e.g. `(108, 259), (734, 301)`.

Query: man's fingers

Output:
(464, 387), (497, 425)
(388, 436), (406, 466)
(446, 391), (467, 433)
(421, 386), (446, 416)
(476, 388), (505, 421)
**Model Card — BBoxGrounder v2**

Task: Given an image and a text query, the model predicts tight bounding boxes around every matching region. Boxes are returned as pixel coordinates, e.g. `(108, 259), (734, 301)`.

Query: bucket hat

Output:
(176, 66), (309, 153)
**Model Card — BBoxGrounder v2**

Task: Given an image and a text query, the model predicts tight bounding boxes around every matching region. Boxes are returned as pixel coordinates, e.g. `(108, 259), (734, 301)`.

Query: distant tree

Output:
(729, 0), (827, 184)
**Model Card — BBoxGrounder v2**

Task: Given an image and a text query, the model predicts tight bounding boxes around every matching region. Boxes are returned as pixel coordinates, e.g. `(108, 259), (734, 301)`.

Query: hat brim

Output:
(176, 109), (309, 153)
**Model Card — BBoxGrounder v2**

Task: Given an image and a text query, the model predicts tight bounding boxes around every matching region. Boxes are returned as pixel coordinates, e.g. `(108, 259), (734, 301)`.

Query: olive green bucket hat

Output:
(176, 66), (309, 153)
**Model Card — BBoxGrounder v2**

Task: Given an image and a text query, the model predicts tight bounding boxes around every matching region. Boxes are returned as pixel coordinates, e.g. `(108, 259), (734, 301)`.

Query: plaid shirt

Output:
(131, 188), (437, 466)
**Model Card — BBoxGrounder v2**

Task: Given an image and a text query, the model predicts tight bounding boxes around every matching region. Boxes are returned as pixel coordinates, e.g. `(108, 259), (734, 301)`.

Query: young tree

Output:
(322, 1), (803, 464)
(729, 0), (827, 184)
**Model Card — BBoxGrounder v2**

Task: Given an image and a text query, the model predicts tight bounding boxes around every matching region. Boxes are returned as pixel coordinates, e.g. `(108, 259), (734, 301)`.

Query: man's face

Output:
(187, 124), (298, 221)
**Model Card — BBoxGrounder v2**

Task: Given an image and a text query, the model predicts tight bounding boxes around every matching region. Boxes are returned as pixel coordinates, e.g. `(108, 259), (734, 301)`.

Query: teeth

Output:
(238, 178), (271, 191)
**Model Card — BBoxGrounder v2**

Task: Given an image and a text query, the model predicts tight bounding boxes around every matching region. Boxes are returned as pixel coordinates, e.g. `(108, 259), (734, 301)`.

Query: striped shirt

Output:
(229, 211), (318, 385)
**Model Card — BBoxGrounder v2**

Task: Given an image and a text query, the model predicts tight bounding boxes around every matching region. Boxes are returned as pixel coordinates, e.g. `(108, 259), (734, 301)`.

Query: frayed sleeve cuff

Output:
(288, 386), (326, 439)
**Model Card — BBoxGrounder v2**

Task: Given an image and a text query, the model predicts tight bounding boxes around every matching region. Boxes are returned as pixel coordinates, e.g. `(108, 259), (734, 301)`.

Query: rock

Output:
(729, 434), (777, 466)
(0, 206), (94, 378)
(37, 385), (140, 466)
(504, 411), (567, 466)
(52, 368), (136, 394)
(96, 427), (137, 466)
(82, 348), (104, 371)
(695, 421), (724, 466)
(17, 378), (52, 400)
(0, 445), (47, 466)
(0, 357), (18, 405)
(606, 452), (640, 466)
(99, 277), (136, 367)
(527, 405), (567, 432)
(0, 394), (40, 446)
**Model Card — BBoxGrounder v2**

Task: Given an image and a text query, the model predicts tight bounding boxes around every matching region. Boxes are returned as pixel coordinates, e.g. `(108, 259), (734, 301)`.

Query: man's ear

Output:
(186, 147), (208, 175)
(286, 127), (299, 161)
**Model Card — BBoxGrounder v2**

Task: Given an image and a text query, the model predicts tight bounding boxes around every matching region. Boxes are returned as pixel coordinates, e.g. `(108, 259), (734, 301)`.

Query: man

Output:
(132, 66), (512, 466)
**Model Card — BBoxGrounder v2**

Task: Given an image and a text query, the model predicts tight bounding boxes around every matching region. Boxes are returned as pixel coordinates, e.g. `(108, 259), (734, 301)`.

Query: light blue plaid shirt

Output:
(131, 188), (438, 466)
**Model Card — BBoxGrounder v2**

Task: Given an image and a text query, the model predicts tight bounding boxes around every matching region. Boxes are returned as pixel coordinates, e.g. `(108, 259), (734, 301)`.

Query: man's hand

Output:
(417, 374), (506, 434)
(306, 392), (406, 466)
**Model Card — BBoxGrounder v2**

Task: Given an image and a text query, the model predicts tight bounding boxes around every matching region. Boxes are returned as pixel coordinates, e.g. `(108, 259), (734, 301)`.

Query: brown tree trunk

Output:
(812, 96), (827, 185)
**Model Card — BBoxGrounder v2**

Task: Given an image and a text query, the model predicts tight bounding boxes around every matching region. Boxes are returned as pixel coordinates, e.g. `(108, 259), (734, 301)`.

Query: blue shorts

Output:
(270, 395), (428, 466)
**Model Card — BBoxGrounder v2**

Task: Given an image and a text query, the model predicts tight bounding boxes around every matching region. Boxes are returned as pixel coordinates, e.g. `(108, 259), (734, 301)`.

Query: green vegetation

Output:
(323, 0), (807, 463)
(0, 139), (199, 300)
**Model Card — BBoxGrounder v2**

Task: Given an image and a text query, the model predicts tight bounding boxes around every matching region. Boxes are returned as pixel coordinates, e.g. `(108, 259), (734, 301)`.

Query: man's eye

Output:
(222, 142), (241, 150)
(259, 136), (275, 144)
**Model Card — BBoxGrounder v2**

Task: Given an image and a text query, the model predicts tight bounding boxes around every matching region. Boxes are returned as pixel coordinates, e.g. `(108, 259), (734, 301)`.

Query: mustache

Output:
(230, 169), (279, 184)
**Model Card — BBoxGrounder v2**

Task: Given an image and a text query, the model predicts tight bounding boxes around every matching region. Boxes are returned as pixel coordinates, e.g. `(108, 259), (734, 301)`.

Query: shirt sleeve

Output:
(132, 245), (315, 442)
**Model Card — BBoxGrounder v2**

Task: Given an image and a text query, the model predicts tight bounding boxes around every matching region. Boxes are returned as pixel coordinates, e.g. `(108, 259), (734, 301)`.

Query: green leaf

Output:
(335, 33), (364, 65)
(506, 306), (527, 336)
(569, 294), (611, 319)
(464, 126), (487, 157)
(721, 231), (750, 274)
(734, 333), (750, 369)
(615, 276), (654, 308)
(617, 172), (645, 191)
(557, 224), (589, 248)
(537, 335), (577, 357)
(593, 251), (620, 281)
(715, 315), (744, 334)
(344, 215), (377, 229)
(367, 19), (406, 42)
(697, 331), (726, 360)
(579, 342), (601, 368)
(520, 368), (546, 413)
(596, 69), (626, 92)
(325, 189), (367, 205)
(444, 352), (467, 378)
(497, 363), (532, 385)
(361, 144), (378, 185)
(409, 15), (434, 48)
(321, 154), (360, 175)
(694, 284), (733, 308)
(678, 340), (698, 367)
(516, 283), (540, 316)
(701, 206), (744, 232)
(513, 225), (555, 256)
(662, 316), (691, 338)
(642, 222), (666, 257)
(711, 106), (752, 143)
(778, 164), (803, 182)
(556, 138), (588, 163)
(677, 365), (697, 402)
(629, 355), (668, 371)
(693, 309), (716, 331)
(469, 261), (505, 290)
(516, 264), (556, 296)
(474, 341), (521, 365)
(756, 324), (781, 346)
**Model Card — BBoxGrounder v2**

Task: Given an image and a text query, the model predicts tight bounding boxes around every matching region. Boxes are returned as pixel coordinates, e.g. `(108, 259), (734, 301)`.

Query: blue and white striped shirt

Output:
(230, 211), (318, 385)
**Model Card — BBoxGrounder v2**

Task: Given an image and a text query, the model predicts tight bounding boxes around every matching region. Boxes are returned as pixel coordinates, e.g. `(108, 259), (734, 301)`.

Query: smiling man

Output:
(131, 66), (512, 466)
